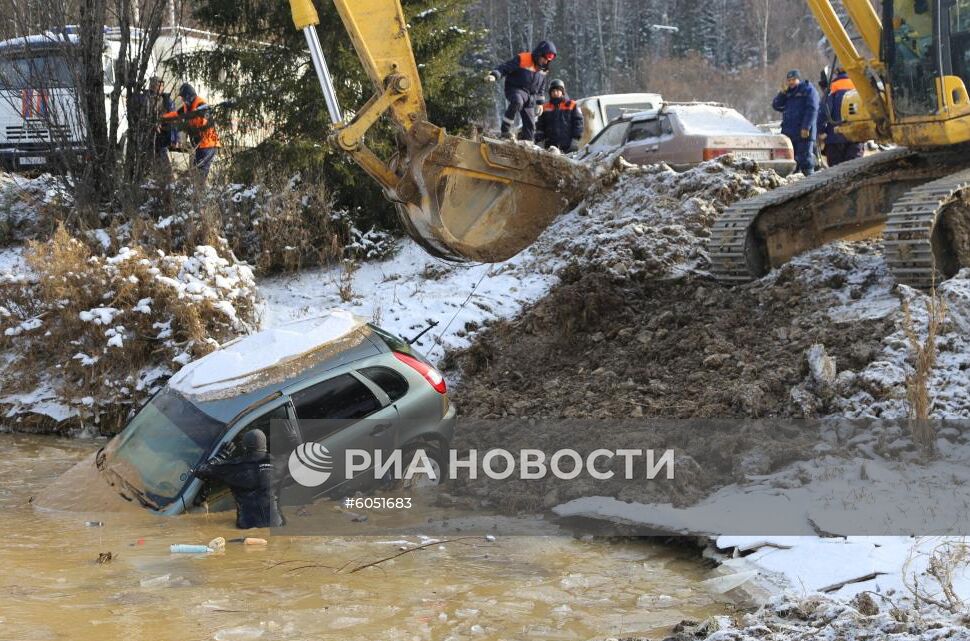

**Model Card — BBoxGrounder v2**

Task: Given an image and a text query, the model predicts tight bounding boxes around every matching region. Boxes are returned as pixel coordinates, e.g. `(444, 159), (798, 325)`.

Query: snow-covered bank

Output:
(257, 241), (559, 367)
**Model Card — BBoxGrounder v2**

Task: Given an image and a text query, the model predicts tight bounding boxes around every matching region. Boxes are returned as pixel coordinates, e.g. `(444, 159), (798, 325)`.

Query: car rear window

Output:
(627, 119), (664, 141)
(605, 103), (655, 121)
(673, 106), (761, 135)
(369, 324), (412, 353)
(359, 366), (409, 402)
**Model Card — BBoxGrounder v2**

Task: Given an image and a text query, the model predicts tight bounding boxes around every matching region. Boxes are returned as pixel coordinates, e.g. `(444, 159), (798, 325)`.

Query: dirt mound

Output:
(533, 156), (790, 281)
(447, 267), (891, 420)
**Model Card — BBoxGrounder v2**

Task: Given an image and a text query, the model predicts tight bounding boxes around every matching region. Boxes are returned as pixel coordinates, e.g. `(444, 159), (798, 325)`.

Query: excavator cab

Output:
(882, 0), (970, 122)
(288, 0), (593, 263)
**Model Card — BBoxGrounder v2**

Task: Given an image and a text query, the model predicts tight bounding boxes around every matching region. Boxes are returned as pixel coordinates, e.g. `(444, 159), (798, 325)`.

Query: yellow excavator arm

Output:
(288, 0), (594, 263)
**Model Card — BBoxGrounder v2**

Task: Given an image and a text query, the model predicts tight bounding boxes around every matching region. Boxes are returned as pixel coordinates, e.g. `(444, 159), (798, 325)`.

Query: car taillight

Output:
(394, 352), (447, 394)
(703, 148), (730, 161)
(772, 147), (793, 160)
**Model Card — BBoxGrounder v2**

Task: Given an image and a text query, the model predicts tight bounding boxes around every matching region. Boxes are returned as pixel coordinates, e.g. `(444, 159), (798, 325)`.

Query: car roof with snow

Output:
(618, 103), (766, 135)
(166, 311), (384, 424)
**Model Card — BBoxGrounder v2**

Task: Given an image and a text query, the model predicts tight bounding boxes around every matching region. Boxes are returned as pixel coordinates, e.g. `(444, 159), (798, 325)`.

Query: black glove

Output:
(211, 441), (235, 462)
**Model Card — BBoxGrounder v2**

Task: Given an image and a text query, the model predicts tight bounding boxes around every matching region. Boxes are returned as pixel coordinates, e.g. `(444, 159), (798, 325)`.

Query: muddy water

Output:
(1, 433), (727, 640)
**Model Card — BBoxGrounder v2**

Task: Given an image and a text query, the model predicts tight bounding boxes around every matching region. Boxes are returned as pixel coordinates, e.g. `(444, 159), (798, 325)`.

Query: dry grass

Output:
(904, 539), (970, 614)
(901, 288), (947, 454)
(334, 260), (359, 303)
(0, 224), (259, 433)
(214, 172), (345, 274)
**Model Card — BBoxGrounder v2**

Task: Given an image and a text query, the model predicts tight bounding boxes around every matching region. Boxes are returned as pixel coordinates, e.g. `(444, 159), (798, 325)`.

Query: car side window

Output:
(358, 366), (409, 402)
(660, 116), (673, 135)
(627, 119), (663, 142)
(292, 373), (382, 421)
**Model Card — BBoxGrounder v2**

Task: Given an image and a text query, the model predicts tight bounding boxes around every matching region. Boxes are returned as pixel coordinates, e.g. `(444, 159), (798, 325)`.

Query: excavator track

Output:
(884, 170), (970, 289)
(710, 147), (915, 283)
(710, 147), (970, 288)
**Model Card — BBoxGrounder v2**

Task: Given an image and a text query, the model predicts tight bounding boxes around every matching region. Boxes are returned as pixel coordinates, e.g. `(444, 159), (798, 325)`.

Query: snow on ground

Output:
(0, 245), (23, 273)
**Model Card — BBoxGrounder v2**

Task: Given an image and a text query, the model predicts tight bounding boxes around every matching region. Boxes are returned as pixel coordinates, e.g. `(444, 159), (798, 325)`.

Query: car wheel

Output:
(396, 441), (447, 490)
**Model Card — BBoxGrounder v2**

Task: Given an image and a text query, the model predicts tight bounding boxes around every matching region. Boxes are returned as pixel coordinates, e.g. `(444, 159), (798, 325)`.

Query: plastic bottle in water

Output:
(170, 544), (212, 554)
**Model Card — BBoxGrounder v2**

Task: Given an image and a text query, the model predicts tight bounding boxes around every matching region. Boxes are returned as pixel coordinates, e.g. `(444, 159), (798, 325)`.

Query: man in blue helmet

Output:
(772, 69), (820, 176)
(486, 40), (557, 142)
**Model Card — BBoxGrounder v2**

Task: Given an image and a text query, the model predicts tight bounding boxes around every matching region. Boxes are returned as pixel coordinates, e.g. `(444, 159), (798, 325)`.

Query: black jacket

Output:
(196, 452), (284, 529)
(492, 40), (557, 97)
(536, 96), (584, 151)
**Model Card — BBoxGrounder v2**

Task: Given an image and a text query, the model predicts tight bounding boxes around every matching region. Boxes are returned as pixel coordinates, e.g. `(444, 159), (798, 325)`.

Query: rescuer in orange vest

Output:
(817, 69), (865, 167)
(486, 40), (557, 142)
(535, 79), (584, 153)
(162, 83), (221, 182)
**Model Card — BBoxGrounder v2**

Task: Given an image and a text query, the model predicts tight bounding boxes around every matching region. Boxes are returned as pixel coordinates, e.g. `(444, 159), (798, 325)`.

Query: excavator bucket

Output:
(292, 0), (593, 264)
(393, 124), (595, 262)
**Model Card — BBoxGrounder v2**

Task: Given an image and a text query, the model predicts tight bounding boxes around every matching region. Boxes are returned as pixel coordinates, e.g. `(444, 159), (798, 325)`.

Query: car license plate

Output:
(734, 150), (772, 161)
(18, 156), (46, 166)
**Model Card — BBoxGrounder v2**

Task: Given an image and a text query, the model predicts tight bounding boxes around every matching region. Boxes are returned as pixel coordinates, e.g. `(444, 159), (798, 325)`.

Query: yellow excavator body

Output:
(289, 0), (593, 263)
(713, 0), (970, 288)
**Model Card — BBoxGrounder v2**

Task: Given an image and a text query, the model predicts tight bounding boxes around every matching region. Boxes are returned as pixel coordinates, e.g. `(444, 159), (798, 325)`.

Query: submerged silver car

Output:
(582, 103), (796, 175)
(96, 312), (456, 515)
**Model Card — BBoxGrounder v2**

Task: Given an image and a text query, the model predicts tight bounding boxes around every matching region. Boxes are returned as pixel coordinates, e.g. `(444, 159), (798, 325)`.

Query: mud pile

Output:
(531, 156), (789, 280)
(448, 158), (889, 422)
(443, 158), (938, 513)
(448, 268), (890, 420)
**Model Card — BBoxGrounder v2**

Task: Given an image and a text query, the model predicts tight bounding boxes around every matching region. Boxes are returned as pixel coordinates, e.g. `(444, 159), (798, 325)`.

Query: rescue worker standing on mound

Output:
(193, 429), (284, 529)
(162, 83), (221, 183)
(536, 79), (584, 152)
(817, 68), (866, 167)
(486, 40), (557, 141)
(772, 69), (820, 176)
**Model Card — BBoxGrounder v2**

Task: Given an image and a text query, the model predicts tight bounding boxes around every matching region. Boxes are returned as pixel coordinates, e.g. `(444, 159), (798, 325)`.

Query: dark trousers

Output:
(824, 142), (865, 167)
(194, 147), (218, 183)
(502, 88), (536, 141)
(788, 135), (816, 176)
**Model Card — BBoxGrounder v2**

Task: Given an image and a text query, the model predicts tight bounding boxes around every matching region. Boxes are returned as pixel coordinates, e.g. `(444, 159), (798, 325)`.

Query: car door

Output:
(287, 372), (400, 498)
(622, 117), (667, 165)
(184, 399), (295, 513)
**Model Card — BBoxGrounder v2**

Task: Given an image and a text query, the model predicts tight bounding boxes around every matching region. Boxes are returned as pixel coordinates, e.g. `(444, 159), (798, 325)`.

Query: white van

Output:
(0, 26), (262, 171)
(576, 93), (664, 145)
